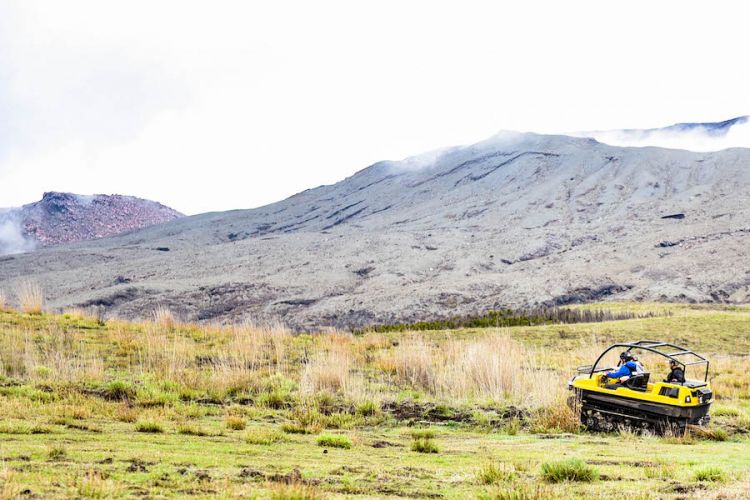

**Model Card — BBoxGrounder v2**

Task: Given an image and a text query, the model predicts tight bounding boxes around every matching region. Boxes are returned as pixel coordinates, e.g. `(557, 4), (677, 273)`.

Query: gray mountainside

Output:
(0, 132), (748, 329)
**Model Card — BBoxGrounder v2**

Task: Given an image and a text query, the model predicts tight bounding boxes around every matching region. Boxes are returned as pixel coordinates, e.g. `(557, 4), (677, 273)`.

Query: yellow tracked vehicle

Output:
(569, 340), (712, 435)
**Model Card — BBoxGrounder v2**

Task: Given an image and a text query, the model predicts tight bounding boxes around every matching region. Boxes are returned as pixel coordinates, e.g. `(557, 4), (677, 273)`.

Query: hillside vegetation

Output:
(0, 302), (748, 497)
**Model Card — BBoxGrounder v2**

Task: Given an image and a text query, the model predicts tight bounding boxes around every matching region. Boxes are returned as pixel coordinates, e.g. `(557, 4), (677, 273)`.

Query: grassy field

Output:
(0, 302), (749, 498)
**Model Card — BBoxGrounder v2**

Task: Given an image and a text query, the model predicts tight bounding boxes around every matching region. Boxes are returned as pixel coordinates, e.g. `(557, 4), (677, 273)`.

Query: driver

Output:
(604, 352), (639, 384)
(664, 359), (686, 384)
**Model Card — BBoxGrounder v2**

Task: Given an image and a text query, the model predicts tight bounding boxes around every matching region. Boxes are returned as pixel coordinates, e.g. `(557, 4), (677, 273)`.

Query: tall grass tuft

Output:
(694, 467), (726, 482)
(301, 346), (352, 394)
(0, 288), (7, 311)
(17, 281), (44, 314)
(541, 459), (598, 483)
(152, 305), (176, 329)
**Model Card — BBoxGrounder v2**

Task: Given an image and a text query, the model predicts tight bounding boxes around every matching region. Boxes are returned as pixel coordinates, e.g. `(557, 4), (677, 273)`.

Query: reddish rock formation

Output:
(17, 192), (183, 247)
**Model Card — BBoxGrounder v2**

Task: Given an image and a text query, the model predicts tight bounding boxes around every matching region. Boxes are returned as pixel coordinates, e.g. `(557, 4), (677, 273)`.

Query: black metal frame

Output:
(588, 339), (709, 381)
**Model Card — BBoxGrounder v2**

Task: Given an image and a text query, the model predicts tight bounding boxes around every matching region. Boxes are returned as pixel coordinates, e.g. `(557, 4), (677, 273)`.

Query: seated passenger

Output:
(664, 359), (685, 384)
(632, 355), (646, 374)
(604, 352), (639, 384)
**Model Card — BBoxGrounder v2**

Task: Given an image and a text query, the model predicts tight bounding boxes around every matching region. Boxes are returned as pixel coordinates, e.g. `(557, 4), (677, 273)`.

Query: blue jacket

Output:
(607, 361), (638, 379)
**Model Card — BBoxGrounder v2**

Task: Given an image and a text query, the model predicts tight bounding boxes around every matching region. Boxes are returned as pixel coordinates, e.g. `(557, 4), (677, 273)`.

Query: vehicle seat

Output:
(624, 373), (650, 391)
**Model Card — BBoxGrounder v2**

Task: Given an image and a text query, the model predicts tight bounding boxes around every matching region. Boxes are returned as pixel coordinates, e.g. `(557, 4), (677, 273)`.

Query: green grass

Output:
(540, 459), (599, 483)
(246, 428), (288, 445)
(410, 437), (439, 453)
(0, 304), (748, 497)
(134, 420), (164, 433)
(694, 466), (727, 482)
(316, 434), (352, 449)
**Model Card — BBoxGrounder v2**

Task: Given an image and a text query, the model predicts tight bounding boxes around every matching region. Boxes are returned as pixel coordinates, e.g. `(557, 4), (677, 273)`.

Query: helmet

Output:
(619, 351), (633, 361)
(669, 358), (678, 366)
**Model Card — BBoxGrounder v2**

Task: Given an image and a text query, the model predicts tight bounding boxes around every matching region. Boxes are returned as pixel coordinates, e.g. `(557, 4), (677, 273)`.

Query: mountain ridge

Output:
(0, 131), (748, 328)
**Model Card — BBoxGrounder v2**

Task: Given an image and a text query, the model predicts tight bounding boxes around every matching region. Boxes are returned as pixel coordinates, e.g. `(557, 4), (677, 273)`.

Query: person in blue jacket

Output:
(605, 352), (639, 383)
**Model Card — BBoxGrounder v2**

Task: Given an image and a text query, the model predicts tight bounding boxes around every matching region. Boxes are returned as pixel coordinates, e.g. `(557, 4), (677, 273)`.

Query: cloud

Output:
(574, 116), (750, 152)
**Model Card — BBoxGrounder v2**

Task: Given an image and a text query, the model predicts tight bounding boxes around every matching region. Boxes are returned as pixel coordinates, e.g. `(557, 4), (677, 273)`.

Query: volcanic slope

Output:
(0, 132), (748, 328)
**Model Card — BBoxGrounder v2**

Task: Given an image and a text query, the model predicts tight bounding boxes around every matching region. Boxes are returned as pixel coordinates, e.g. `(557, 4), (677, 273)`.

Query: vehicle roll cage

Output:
(588, 339), (709, 382)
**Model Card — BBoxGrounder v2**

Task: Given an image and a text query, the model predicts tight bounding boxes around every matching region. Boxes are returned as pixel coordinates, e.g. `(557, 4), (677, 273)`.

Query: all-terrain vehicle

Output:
(568, 340), (713, 435)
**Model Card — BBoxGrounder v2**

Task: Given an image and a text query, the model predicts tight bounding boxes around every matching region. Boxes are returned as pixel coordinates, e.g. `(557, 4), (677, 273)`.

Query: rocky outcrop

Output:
(1, 192), (182, 252)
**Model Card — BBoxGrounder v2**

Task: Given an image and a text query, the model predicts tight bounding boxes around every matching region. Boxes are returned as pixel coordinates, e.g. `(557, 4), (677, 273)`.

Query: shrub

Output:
(225, 416), (246, 431)
(135, 420), (164, 433)
(478, 463), (517, 484)
(316, 434), (352, 449)
(694, 467), (726, 482)
(17, 281), (44, 314)
(246, 428), (288, 445)
(540, 459), (598, 483)
(411, 438), (439, 453)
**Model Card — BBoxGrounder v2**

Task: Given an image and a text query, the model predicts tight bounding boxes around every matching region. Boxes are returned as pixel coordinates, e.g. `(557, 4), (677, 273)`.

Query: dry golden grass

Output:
(152, 305), (177, 329)
(17, 281), (44, 314)
(301, 346), (353, 394)
(0, 307), (747, 420)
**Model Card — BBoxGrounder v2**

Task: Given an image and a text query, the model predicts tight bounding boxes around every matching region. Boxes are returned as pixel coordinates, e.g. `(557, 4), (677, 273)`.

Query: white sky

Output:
(0, 1), (748, 215)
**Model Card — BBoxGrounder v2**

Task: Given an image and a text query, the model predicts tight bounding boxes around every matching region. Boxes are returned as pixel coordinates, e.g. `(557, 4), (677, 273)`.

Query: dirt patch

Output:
(330, 465), (365, 475)
(371, 440), (402, 448)
(381, 399), (527, 426)
(194, 470), (211, 482)
(238, 468), (265, 481)
(588, 459), (658, 467)
(125, 459), (151, 473)
(253, 468), (321, 486)
(662, 481), (707, 494)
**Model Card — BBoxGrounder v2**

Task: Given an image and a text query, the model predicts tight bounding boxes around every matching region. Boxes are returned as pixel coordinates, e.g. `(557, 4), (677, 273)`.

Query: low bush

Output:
(316, 434), (352, 449)
(540, 459), (598, 483)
